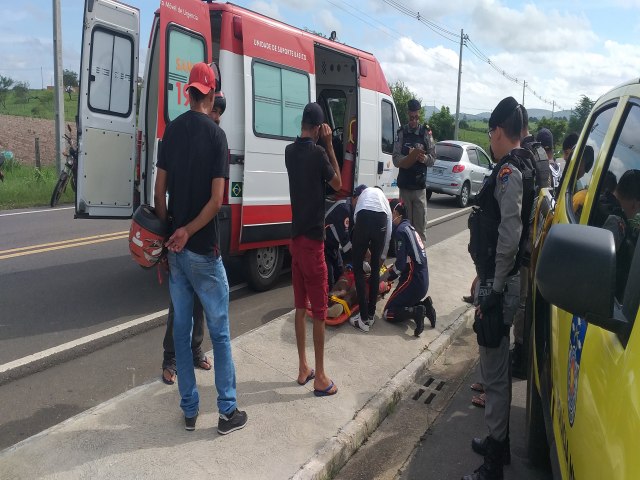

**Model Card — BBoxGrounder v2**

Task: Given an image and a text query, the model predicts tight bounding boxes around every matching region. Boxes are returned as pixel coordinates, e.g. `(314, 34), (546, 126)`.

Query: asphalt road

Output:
(0, 193), (469, 451)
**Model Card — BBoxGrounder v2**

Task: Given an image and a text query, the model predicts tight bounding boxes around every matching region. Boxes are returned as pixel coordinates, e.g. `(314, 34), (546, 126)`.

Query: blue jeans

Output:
(168, 250), (237, 417)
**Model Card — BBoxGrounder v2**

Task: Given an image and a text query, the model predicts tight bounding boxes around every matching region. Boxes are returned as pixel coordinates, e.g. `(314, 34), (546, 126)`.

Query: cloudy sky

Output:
(1, 0), (639, 115)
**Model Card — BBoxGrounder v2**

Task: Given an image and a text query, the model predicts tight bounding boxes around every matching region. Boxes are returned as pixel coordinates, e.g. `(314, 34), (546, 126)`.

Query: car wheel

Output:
(426, 189), (432, 200)
(243, 246), (284, 291)
(457, 182), (470, 208)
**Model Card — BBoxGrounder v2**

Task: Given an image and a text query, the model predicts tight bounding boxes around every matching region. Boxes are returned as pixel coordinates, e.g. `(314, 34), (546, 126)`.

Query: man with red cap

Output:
(154, 62), (247, 435)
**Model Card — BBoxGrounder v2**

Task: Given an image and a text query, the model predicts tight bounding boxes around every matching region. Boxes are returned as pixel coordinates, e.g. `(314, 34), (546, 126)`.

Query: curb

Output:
(291, 306), (474, 480)
(0, 312), (167, 387)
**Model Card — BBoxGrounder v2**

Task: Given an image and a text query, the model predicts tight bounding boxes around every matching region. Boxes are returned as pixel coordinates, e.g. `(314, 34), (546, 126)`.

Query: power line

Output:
(379, 0), (564, 111)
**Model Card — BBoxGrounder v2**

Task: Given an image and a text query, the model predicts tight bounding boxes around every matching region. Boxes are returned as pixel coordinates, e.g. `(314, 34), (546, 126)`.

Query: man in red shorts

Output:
(285, 102), (342, 397)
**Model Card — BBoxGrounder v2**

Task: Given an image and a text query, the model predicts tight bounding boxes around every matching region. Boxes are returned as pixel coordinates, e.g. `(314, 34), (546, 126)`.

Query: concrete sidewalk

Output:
(0, 231), (475, 480)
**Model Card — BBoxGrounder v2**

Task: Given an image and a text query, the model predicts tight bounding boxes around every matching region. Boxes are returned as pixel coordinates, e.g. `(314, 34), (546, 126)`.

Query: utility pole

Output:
(52, 0), (65, 173)
(522, 80), (526, 106)
(454, 29), (466, 141)
(551, 100), (555, 118)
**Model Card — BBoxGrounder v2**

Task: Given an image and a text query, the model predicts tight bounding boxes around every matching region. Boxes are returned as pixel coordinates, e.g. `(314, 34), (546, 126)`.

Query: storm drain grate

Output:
(413, 377), (447, 405)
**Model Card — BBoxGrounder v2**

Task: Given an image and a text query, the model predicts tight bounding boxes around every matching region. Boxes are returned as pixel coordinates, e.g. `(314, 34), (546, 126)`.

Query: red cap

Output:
(186, 62), (216, 95)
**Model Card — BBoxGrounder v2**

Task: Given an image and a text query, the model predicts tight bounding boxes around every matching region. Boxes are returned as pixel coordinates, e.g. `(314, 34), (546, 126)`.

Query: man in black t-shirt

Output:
(154, 63), (247, 435)
(285, 102), (341, 396)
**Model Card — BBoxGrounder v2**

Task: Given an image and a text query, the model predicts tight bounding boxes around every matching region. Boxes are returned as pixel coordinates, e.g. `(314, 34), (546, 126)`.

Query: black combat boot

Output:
(462, 435), (504, 480)
(421, 296), (436, 328)
(511, 342), (526, 379)
(471, 435), (510, 465)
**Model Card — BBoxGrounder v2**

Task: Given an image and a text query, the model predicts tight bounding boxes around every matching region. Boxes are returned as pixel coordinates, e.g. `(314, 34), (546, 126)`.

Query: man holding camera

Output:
(392, 99), (435, 243)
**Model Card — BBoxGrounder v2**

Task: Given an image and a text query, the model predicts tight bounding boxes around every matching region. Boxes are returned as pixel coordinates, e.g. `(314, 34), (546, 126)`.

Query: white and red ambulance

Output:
(76, 0), (400, 290)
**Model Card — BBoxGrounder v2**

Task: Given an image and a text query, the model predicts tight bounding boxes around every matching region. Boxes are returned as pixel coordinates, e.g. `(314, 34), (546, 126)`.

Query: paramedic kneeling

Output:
(381, 199), (435, 337)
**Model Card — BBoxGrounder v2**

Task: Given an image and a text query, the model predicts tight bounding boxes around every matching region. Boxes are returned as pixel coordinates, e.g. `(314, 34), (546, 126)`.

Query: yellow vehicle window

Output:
(588, 103), (640, 302)
(568, 104), (617, 220)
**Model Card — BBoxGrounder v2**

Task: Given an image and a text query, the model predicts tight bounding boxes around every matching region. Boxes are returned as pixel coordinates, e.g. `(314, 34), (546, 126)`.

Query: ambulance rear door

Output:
(76, 0), (139, 218)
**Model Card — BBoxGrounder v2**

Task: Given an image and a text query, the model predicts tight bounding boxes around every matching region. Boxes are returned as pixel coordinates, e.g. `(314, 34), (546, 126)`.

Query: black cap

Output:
(407, 99), (421, 112)
(536, 128), (553, 150)
(489, 96), (519, 129)
(302, 102), (324, 126)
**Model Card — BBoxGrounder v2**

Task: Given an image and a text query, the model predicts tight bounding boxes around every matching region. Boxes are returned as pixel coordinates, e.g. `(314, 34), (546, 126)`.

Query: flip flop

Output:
(470, 382), (484, 393)
(314, 381), (338, 397)
(297, 369), (315, 386)
(194, 356), (212, 371)
(471, 393), (486, 408)
(162, 366), (177, 385)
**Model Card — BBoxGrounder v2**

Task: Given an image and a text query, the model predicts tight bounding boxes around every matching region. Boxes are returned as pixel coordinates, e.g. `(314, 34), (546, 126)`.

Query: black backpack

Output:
(521, 136), (551, 193)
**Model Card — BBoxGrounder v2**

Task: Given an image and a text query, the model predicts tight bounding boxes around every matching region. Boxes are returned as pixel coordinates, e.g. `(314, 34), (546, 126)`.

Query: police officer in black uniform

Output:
(324, 198), (353, 291)
(464, 97), (536, 480)
(392, 99), (435, 243)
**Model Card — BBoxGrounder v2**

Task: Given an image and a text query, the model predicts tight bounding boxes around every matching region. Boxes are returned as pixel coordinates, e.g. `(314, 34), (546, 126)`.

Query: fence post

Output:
(35, 137), (41, 169)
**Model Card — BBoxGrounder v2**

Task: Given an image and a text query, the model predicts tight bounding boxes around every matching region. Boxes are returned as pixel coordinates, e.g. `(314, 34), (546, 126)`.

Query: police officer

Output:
(392, 99), (435, 243)
(465, 96), (536, 480)
(381, 199), (436, 336)
(324, 198), (353, 291)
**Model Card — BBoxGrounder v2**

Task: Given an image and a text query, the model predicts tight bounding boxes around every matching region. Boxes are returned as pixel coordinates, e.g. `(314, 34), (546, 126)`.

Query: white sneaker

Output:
(349, 313), (370, 332)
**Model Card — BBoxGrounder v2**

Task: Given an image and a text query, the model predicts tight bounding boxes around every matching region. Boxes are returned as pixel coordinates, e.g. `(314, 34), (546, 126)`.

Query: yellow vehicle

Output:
(527, 79), (640, 479)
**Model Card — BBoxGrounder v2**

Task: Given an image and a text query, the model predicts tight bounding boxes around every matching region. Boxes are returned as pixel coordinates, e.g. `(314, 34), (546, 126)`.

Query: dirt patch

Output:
(0, 114), (76, 167)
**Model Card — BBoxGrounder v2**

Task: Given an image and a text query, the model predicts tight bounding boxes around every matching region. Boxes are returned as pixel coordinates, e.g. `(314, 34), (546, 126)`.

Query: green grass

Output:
(0, 161), (73, 209)
(1, 89), (78, 122)
(458, 129), (490, 153)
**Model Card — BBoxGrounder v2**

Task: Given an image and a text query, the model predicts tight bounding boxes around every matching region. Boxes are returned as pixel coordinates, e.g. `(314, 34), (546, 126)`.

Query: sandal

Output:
(471, 393), (486, 408)
(162, 366), (177, 385)
(194, 355), (212, 371)
(470, 382), (484, 393)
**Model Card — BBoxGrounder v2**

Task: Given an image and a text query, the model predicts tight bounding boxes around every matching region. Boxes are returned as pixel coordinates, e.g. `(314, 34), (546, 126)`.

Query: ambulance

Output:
(527, 79), (640, 479)
(75, 0), (400, 290)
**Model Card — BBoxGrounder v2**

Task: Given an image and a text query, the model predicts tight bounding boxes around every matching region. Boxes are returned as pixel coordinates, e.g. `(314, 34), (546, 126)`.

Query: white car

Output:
(426, 140), (493, 207)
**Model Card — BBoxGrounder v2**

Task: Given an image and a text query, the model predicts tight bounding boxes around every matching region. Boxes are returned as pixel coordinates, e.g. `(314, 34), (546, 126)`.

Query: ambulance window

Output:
(88, 28), (134, 116)
(165, 28), (206, 122)
(381, 100), (396, 154)
(252, 62), (310, 139)
(210, 13), (222, 65)
(327, 96), (347, 130)
(567, 103), (617, 222)
(588, 102), (640, 303)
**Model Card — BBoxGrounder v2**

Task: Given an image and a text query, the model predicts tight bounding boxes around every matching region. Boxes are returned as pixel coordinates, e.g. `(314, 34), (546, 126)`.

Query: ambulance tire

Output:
(525, 327), (551, 470)
(244, 246), (284, 292)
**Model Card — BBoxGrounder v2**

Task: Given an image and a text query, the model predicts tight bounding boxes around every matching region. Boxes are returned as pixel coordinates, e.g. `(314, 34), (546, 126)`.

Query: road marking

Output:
(0, 231), (129, 255)
(0, 282), (249, 376)
(0, 232), (129, 260)
(0, 206), (75, 217)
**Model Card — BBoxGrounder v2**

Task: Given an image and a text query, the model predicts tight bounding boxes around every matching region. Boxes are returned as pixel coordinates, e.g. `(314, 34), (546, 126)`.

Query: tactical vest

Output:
(397, 124), (429, 190)
(468, 148), (536, 281)
(522, 136), (552, 193)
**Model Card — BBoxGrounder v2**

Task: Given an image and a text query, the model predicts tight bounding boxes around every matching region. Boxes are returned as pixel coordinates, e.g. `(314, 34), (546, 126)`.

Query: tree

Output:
(568, 95), (595, 134)
(0, 75), (14, 108)
(63, 69), (79, 88)
(428, 106), (455, 141)
(13, 81), (30, 103)
(536, 117), (568, 151)
(389, 80), (424, 127)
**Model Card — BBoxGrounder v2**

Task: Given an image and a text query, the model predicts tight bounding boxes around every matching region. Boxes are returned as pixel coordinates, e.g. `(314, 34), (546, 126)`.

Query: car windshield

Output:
(435, 144), (463, 162)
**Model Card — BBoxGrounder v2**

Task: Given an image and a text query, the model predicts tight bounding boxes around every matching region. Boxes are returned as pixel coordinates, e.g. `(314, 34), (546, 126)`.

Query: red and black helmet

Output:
(129, 205), (168, 268)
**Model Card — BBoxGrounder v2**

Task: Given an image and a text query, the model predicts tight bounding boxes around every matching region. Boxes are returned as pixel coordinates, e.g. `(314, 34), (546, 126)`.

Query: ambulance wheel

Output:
(244, 246), (284, 291)
(525, 328), (551, 469)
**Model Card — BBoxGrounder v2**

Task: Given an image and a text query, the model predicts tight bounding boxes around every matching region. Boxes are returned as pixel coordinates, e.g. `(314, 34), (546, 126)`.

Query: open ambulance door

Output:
(76, 0), (139, 218)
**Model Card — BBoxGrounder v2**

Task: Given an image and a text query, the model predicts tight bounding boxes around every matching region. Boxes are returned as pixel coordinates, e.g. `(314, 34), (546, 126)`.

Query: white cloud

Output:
(315, 10), (342, 38)
(248, 1), (283, 21)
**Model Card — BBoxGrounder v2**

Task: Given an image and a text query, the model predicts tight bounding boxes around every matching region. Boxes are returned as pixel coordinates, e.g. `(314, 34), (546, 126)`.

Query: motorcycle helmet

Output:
(129, 205), (168, 268)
